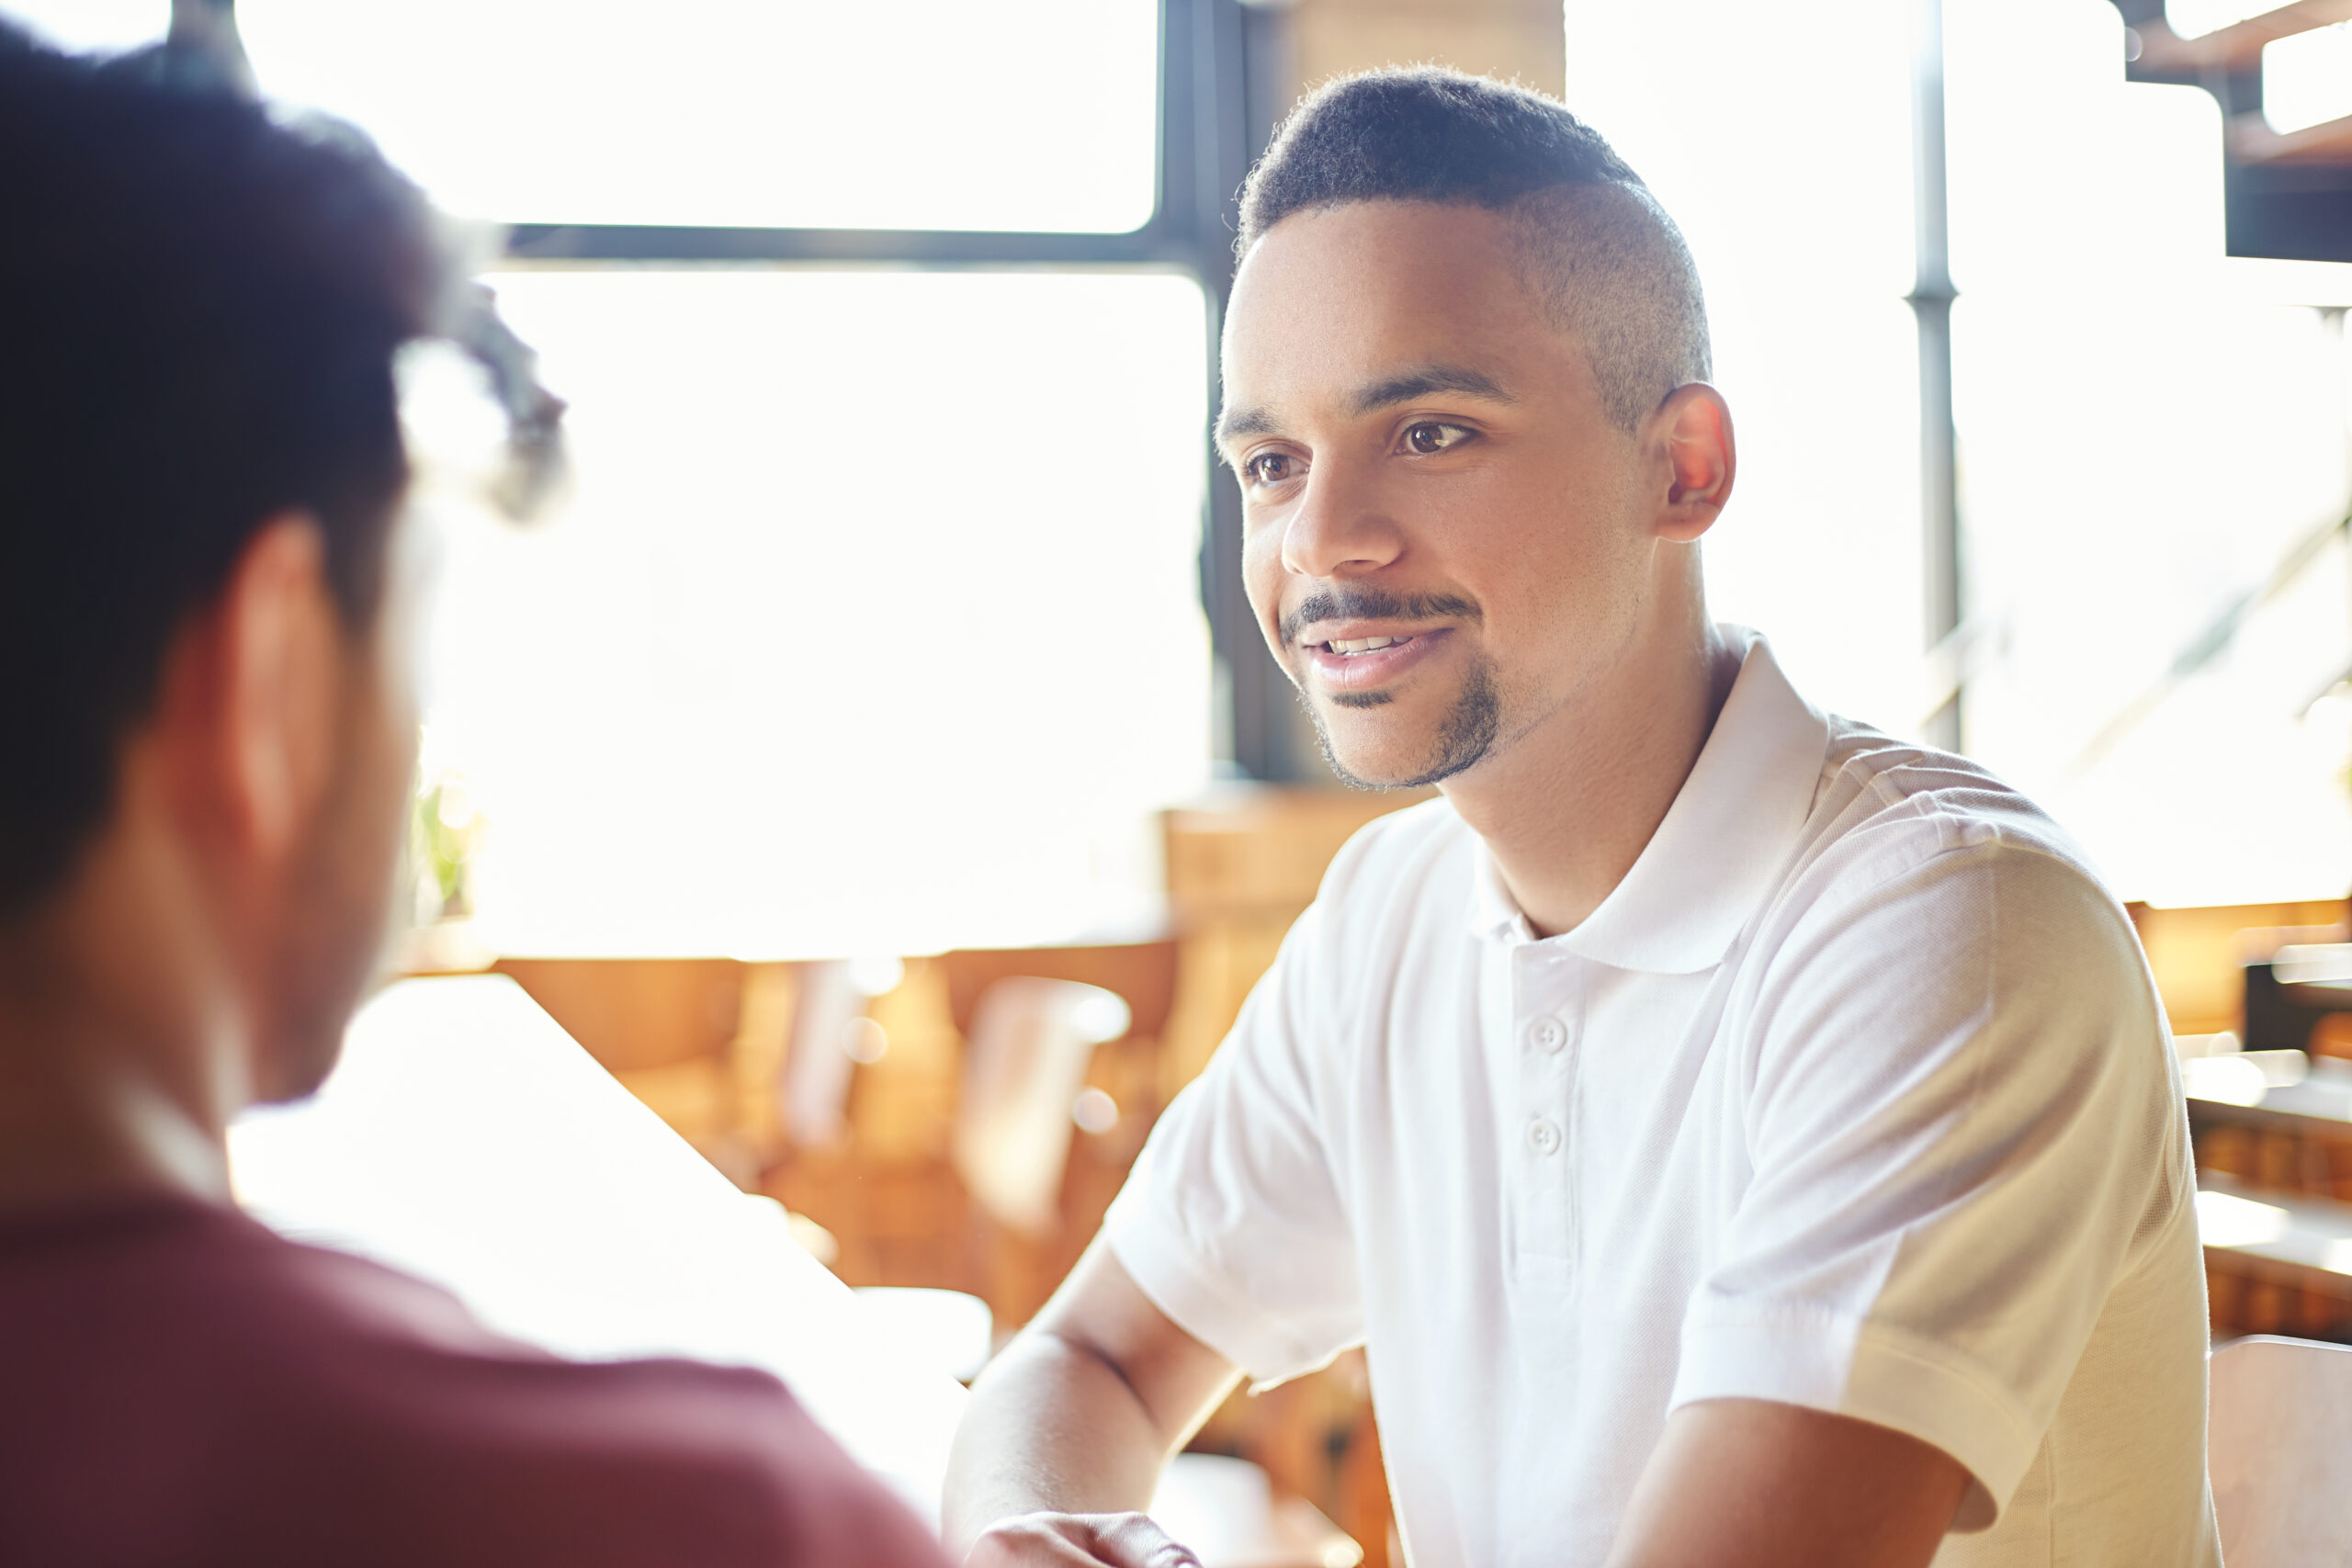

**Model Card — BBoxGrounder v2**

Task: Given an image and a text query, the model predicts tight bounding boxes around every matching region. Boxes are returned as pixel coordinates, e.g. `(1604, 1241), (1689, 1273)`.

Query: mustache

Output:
(1279, 587), (1482, 649)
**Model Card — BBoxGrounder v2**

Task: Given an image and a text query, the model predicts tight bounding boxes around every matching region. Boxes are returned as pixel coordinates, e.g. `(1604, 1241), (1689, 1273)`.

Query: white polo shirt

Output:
(1105, 627), (2218, 1568)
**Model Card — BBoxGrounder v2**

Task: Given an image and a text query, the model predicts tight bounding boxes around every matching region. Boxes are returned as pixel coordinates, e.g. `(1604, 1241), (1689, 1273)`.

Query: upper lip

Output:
(1293, 619), (1447, 649)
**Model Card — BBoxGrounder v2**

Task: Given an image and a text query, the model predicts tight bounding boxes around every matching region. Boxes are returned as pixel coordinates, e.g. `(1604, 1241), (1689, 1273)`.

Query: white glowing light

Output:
(2175, 1031), (2243, 1059)
(1070, 1087), (1120, 1135)
(846, 957), (908, 1000)
(2197, 1189), (2293, 1247)
(1069, 988), (1134, 1047)
(840, 1018), (889, 1066)
(2165, 0), (2291, 41)
(2182, 1055), (2270, 1107)
(851, 1288), (993, 1385)
(234, 0), (1158, 233)
(0, 0), (163, 52)
(2265, 23), (2352, 134)
(422, 270), (1211, 960)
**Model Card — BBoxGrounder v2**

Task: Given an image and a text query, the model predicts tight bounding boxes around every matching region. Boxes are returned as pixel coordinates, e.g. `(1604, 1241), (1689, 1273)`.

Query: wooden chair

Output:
(2208, 1334), (2352, 1567)
(934, 942), (1177, 1322)
(954, 976), (1136, 1235)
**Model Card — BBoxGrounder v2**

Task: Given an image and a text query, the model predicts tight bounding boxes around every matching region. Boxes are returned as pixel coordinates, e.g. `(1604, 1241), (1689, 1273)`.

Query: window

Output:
(1565, 0), (1926, 730)
(1945, 0), (2352, 904)
(413, 268), (1211, 957)
(6, 0), (1277, 957)
(1569, 0), (2352, 907)
(235, 0), (1160, 232)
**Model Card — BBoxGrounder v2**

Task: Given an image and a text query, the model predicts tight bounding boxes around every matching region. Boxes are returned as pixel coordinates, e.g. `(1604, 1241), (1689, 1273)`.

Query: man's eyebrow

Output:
(1214, 366), (1515, 452)
(1350, 365), (1517, 416)
(1214, 403), (1276, 453)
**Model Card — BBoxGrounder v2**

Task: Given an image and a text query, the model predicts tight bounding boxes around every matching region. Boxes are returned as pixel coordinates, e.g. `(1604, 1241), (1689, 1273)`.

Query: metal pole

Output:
(1911, 0), (1963, 750)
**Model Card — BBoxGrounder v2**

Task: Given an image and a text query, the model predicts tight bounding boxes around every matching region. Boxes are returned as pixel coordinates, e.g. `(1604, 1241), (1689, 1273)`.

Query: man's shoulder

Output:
(1758, 716), (2154, 1019)
(0, 1196), (944, 1566)
(1319, 794), (1473, 897)
(1739, 716), (2158, 1028)
(1801, 716), (2119, 908)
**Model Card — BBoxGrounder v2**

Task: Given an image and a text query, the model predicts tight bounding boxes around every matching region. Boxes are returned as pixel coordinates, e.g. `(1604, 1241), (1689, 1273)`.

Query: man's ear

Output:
(1652, 383), (1736, 544)
(211, 514), (342, 863)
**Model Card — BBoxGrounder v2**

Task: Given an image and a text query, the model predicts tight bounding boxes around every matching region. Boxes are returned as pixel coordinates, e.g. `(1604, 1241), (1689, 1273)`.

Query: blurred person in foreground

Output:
(0, 32), (942, 1568)
(947, 70), (2217, 1568)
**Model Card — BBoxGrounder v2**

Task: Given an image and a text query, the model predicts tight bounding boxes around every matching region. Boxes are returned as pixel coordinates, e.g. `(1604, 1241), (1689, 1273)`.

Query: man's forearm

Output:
(942, 1328), (1179, 1551)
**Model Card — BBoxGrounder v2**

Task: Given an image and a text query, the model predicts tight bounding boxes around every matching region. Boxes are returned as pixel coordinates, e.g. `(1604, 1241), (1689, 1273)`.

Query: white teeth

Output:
(1328, 636), (1404, 655)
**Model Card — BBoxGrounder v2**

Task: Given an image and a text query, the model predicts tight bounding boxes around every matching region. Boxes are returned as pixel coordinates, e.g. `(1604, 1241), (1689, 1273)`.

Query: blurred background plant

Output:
(411, 770), (481, 926)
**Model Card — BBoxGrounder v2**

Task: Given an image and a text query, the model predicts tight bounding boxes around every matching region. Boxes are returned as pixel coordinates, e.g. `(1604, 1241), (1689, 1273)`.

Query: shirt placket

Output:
(1509, 944), (1581, 1284)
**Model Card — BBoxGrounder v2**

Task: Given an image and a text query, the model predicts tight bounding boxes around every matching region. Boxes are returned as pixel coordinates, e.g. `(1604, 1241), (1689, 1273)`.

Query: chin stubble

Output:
(1306, 657), (1501, 792)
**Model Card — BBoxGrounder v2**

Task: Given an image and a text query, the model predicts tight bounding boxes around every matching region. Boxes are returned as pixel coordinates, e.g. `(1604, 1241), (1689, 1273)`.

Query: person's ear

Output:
(1651, 383), (1736, 543)
(213, 514), (342, 864)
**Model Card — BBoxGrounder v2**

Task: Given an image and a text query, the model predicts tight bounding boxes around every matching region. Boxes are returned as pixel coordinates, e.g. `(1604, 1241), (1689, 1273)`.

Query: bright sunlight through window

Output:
(6, 0), (1162, 231)
(410, 271), (1212, 959)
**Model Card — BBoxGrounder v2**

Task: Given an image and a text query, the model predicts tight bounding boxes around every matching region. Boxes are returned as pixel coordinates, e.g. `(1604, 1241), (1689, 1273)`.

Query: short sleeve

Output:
(1102, 899), (1363, 1387)
(1668, 830), (2187, 1530)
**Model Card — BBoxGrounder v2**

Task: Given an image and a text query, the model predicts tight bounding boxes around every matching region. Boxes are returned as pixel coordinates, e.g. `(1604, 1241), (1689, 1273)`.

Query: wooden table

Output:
(2185, 1053), (2352, 1136)
(227, 975), (967, 1519)
(2197, 1170), (2352, 1299)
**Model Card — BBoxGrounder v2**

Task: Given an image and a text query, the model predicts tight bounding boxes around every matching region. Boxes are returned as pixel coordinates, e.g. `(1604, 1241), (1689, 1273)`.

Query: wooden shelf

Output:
(2231, 107), (2352, 164)
(2134, 0), (2352, 77)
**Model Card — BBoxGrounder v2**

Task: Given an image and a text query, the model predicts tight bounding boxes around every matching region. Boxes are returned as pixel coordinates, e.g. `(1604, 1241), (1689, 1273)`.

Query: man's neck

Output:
(1442, 604), (1735, 940)
(0, 851), (240, 1221)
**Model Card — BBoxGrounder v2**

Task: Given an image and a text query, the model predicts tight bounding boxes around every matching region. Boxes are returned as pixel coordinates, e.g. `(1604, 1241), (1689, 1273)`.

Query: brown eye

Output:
(1248, 452), (1295, 485)
(1404, 422), (1470, 456)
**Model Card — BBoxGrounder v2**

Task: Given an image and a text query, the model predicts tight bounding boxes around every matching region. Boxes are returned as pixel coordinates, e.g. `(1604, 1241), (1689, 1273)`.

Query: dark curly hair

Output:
(1238, 67), (1711, 435)
(0, 26), (457, 915)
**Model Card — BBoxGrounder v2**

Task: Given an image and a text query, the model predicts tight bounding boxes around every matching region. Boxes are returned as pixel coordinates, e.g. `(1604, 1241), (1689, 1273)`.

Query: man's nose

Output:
(1279, 460), (1405, 581)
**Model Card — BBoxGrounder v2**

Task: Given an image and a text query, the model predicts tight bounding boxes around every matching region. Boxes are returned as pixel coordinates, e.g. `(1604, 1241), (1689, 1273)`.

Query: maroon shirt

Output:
(0, 1195), (949, 1567)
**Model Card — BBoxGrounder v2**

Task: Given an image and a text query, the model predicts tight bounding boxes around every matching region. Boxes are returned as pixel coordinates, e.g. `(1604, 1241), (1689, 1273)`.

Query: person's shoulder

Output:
(376, 1352), (945, 1566)
(1318, 793), (1470, 898)
(1807, 718), (2112, 890)
(249, 1253), (944, 1563)
(1286, 794), (1476, 960)
(1778, 716), (2143, 970)
(0, 1199), (944, 1566)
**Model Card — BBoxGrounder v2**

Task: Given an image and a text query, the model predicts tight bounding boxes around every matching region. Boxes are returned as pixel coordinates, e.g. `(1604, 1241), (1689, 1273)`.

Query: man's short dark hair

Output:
(1237, 68), (1711, 434)
(0, 28), (455, 916)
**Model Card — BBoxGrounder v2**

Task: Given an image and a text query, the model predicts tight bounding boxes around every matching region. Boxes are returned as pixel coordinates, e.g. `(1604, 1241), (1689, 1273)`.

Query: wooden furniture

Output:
(2124, 899), (2347, 1036)
(955, 976), (1138, 1235)
(2197, 1170), (2352, 1339)
(2188, 1053), (2352, 1136)
(226, 975), (967, 1517)
(491, 955), (797, 1186)
(771, 941), (1179, 1325)
(2124, 0), (2352, 241)
(2240, 937), (2352, 1054)
(2208, 1334), (2352, 1568)
(1160, 787), (1430, 1097)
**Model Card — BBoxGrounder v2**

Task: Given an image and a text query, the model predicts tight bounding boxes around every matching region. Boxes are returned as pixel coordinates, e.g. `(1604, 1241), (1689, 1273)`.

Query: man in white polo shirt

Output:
(945, 68), (2217, 1568)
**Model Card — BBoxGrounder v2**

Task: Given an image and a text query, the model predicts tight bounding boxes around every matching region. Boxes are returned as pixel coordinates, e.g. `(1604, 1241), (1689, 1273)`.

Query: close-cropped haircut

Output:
(1237, 68), (1711, 435)
(0, 27), (456, 916)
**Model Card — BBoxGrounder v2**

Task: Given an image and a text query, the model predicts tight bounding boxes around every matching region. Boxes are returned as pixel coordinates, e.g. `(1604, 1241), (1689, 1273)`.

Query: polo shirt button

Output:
(1527, 1117), (1563, 1156)
(1526, 1017), (1568, 1053)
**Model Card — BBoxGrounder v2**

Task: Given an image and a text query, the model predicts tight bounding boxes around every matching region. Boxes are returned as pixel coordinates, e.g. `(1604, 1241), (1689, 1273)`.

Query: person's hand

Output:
(961, 1510), (1202, 1568)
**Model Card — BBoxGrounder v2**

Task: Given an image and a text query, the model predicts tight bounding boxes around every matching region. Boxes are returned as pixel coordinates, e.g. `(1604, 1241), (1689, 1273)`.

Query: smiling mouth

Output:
(1319, 634), (1421, 656)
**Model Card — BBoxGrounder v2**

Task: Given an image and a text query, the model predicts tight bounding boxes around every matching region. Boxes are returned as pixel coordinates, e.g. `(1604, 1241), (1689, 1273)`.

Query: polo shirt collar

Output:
(1468, 626), (1831, 974)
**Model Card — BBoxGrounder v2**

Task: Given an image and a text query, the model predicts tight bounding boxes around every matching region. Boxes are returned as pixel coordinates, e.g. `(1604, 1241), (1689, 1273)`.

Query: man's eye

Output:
(1402, 422), (1473, 456)
(1247, 452), (1297, 485)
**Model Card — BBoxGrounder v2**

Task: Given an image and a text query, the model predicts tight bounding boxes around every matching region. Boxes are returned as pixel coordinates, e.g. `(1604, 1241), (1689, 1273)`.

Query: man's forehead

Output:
(1217, 202), (1573, 422)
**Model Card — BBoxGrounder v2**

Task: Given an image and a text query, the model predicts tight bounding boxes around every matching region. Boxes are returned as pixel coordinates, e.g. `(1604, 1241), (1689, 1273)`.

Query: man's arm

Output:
(1606, 1400), (1970, 1568)
(945, 1239), (1241, 1566)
